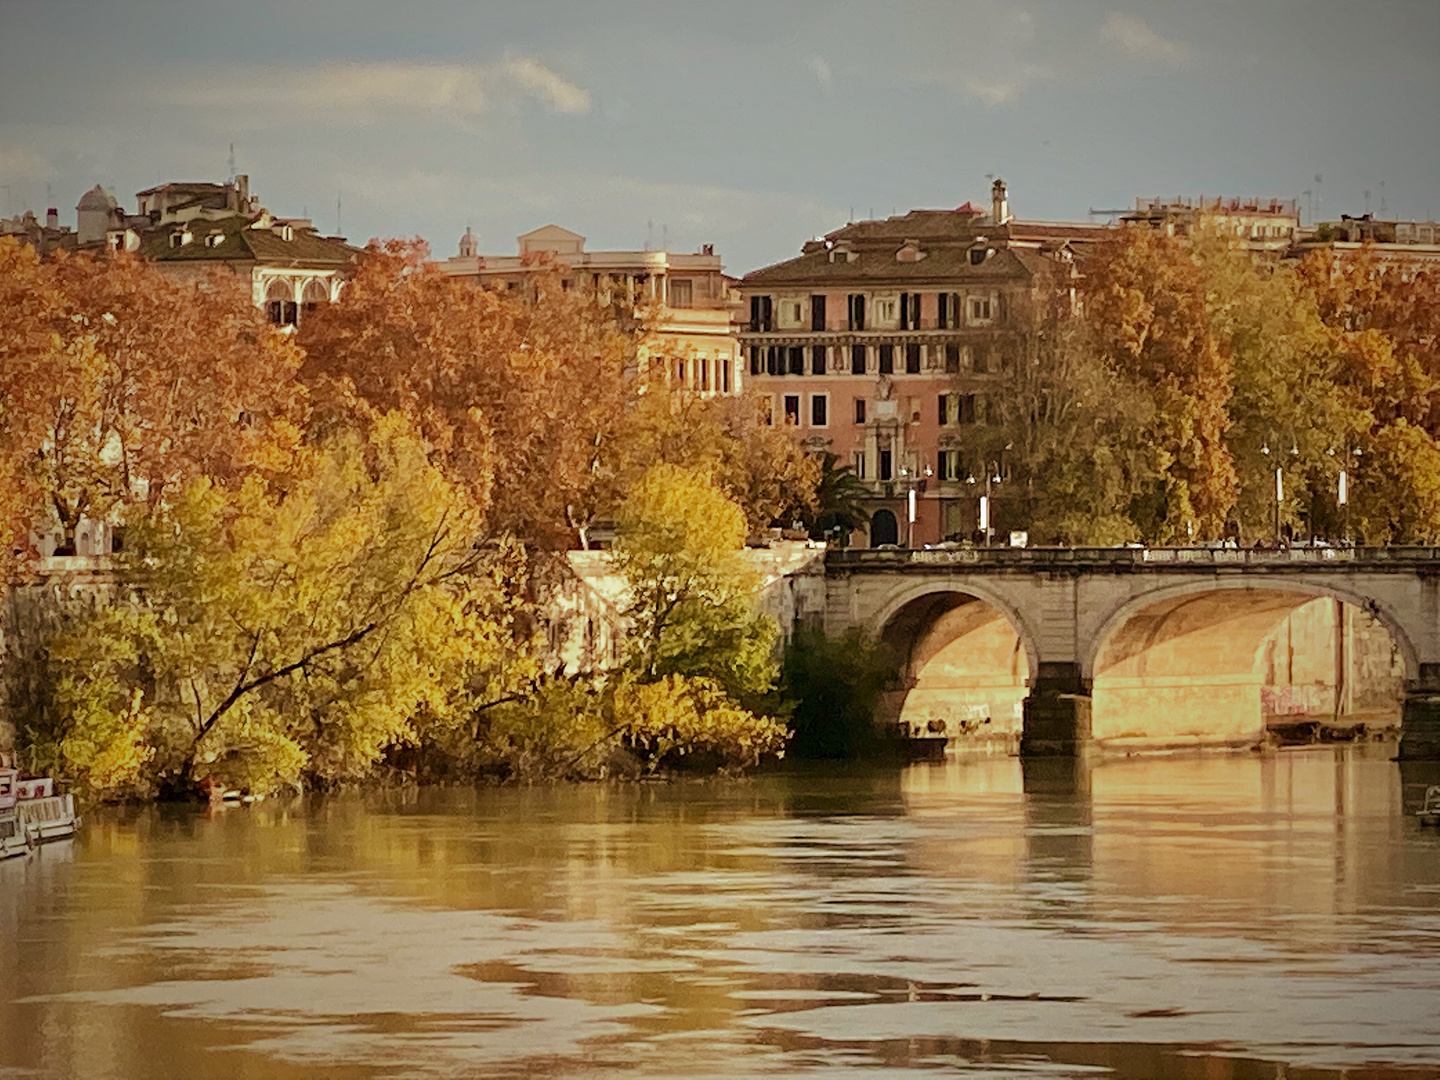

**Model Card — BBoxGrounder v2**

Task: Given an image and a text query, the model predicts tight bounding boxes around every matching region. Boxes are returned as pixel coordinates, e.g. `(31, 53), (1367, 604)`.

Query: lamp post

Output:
(966, 463), (1001, 547)
(1331, 446), (1361, 545)
(899, 465), (932, 548)
(1261, 442), (1299, 544)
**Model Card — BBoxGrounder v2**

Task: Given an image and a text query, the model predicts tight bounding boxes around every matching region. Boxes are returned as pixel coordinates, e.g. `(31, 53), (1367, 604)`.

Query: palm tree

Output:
(807, 452), (869, 545)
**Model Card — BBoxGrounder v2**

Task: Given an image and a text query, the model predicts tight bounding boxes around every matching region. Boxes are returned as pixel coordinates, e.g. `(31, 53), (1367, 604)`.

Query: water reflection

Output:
(1, 748), (1438, 1078)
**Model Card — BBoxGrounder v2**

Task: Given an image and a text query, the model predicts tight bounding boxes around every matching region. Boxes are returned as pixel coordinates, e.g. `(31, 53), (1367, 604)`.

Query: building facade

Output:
(739, 181), (1108, 548)
(440, 225), (743, 395)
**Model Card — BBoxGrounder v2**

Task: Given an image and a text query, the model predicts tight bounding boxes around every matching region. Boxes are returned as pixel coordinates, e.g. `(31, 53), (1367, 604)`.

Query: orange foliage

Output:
(297, 240), (635, 548)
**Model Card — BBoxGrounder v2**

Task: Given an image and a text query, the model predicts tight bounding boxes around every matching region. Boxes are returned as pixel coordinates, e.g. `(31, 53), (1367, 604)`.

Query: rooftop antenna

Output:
(1379, 180), (1388, 218)
(227, 142), (236, 183)
(336, 191), (342, 237)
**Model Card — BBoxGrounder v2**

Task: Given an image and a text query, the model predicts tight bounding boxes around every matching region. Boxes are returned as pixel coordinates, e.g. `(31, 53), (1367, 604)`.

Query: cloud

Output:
(916, 8), (1052, 106)
(143, 56), (590, 124)
(0, 146), (51, 181)
(499, 55), (591, 115)
(807, 55), (833, 93)
(1100, 12), (1190, 65)
(962, 65), (1052, 106)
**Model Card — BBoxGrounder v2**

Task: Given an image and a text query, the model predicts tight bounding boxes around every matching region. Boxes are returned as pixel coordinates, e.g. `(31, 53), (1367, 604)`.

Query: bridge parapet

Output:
(827, 546), (1440, 572)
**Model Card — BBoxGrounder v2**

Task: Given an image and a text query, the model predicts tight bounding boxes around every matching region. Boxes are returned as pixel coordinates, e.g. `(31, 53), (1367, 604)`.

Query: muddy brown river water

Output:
(3, 746), (1440, 1079)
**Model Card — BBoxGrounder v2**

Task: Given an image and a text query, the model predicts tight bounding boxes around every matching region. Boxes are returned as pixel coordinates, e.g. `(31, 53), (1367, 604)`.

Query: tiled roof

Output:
(141, 215), (357, 266)
(744, 244), (1042, 286)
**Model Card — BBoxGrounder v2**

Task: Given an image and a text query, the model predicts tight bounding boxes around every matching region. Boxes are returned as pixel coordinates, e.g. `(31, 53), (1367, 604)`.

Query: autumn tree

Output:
(1081, 228), (1238, 540)
(298, 240), (636, 549)
(0, 239), (305, 563)
(30, 414), (525, 797)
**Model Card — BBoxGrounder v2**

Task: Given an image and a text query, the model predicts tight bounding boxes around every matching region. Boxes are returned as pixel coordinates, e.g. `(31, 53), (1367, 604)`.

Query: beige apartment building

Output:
(1121, 195), (1301, 255)
(440, 225), (743, 395)
(740, 181), (1108, 548)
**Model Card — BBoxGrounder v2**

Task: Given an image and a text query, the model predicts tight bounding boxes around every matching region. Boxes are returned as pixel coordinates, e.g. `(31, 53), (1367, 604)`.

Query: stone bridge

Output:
(818, 547), (1440, 759)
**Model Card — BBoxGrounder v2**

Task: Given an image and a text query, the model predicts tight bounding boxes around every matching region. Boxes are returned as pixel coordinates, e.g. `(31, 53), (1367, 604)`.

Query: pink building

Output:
(740, 181), (1110, 548)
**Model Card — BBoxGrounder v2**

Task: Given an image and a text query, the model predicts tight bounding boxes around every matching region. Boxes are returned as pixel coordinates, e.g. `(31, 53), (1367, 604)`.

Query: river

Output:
(3, 746), (1440, 1079)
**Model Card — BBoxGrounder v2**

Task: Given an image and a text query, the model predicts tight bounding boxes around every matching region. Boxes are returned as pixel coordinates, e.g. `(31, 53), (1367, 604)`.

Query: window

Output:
(878, 449), (893, 481)
(970, 247), (988, 265)
(852, 450), (867, 479)
(945, 345), (961, 373)
(674, 358), (687, 386)
(847, 293), (866, 330)
(810, 394), (828, 427)
(937, 449), (962, 481)
(968, 296), (992, 323)
(749, 347), (762, 376)
(811, 345), (826, 375)
(875, 299), (897, 323)
(784, 395), (801, 425)
(899, 292), (921, 330)
(958, 393), (978, 424)
(700, 356), (711, 391)
(787, 300), (803, 324)
(750, 295), (774, 331)
(266, 300), (298, 326)
(787, 346), (804, 375)
(878, 344), (894, 374)
(938, 394), (949, 426)
(905, 344), (921, 374)
(854, 397), (867, 424)
(937, 292), (960, 329)
(669, 278), (693, 307)
(851, 344), (867, 374)
(761, 397), (774, 425)
(973, 346), (989, 374)
(811, 294), (827, 331)
(205, 232), (225, 248)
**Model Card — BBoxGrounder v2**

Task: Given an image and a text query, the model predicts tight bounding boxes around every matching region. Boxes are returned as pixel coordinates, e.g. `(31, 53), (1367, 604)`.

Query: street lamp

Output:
(1261, 442), (1299, 544)
(1331, 446), (1362, 545)
(899, 464), (932, 548)
(966, 463), (1002, 547)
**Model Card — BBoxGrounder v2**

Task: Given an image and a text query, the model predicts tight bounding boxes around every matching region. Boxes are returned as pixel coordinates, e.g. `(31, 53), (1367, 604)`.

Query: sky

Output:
(1, 0), (1437, 275)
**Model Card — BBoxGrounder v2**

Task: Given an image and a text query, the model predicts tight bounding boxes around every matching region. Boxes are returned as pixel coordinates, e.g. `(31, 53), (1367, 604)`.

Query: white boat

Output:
(0, 766), (80, 859)
(1419, 785), (1440, 828)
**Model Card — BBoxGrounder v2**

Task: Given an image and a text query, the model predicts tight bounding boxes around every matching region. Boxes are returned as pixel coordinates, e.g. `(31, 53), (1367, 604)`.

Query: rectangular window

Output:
(850, 344), (867, 374)
(879, 449), (893, 481)
(968, 296), (992, 323)
(878, 344), (894, 374)
(784, 394), (801, 425)
(905, 344), (921, 374)
(973, 346), (989, 375)
(938, 292), (961, 330)
(854, 397), (867, 424)
(766, 346), (779, 376)
(944, 344), (961, 373)
(750, 294), (774, 331)
(937, 449), (962, 481)
(848, 293), (866, 331)
(852, 450), (867, 479)
(811, 345), (827, 375)
(811, 294), (827, 331)
(902, 292), (924, 330)
(811, 394), (828, 427)
(722, 358), (731, 393)
(788, 346), (804, 375)
(700, 356), (710, 391)
(674, 358), (686, 385)
(937, 394), (949, 426)
(669, 279), (693, 307)
(875, 299), (897, 324)
(787, 300), (803, 324)
(959, 393), (976, 424)
(749, 347), (761, 376)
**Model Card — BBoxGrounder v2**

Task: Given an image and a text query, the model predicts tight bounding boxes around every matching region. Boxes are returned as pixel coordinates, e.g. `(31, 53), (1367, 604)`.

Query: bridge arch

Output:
(872, 580), (1041, 748)
(1082, 578), (1413, 747)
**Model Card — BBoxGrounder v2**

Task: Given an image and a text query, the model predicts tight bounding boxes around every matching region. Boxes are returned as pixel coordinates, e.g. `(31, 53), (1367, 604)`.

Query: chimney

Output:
(45, 208), (59, 230)
(991, 178), (1010, 224)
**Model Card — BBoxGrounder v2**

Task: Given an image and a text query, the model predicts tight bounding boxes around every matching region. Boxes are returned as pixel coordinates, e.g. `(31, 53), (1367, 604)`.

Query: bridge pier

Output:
(1400, 664), (1440, 761)
(1020, 663), (1092, 757)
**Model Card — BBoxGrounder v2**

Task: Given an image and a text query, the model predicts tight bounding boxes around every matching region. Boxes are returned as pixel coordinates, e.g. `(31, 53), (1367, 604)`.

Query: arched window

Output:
(869, 509), (899, 547)
(264, 279), (297, 326)
(301, 278), (329, 318)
